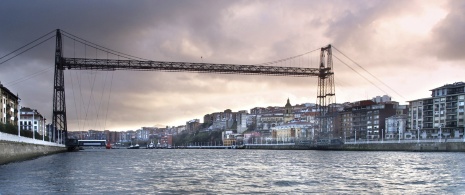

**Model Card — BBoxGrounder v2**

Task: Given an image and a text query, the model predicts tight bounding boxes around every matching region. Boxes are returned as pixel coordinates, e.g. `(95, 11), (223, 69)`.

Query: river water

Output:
(1, 149), (465, 194)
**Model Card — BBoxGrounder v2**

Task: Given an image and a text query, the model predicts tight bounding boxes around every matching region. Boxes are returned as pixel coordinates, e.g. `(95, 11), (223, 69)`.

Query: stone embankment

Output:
(244, 142), (465, 152)
(0, 132), (67, 165)
(0, 140), (67, 165)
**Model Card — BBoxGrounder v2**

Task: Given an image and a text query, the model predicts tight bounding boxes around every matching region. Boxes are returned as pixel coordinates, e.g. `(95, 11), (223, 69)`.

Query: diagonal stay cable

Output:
(332, 46), (405, 100)
(61, 30), (149, 61)
(0, 29), (56, 60)
(258, 48), (321, 66)
(0, 35), (56, 67)
(4, 66), (54, 86)
(333, 54), (391, 96)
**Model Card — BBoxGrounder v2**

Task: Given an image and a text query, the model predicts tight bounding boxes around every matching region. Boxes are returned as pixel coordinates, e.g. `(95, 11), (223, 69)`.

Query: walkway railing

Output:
(344, 138), (465, 144)
(0, 132), (65, 147)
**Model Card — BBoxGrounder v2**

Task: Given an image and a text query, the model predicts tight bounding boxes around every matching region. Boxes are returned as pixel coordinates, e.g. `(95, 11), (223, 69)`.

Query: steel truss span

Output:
(63, 58), (320, 77)
(52, 29), (335, 147)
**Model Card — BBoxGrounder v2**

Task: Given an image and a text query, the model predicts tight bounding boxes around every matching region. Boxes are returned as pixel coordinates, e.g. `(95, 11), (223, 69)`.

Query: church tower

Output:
(284, 98), (293, 123)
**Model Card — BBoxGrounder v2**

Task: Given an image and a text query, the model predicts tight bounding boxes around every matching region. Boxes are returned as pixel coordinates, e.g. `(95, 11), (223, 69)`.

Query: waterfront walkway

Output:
(345, 138), (465, 144)
(0, 132), (64, 147)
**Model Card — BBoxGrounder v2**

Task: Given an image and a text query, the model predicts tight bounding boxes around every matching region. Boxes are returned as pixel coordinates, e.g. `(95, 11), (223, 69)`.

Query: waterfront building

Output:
(19, 107), (46, 136)
(186, 119), (201, 133)
(236, 110), (248, 134)
(271, 122), (312, 141)
(203, 109), (248, 133)
(408, 82), (465, 139)
(340, 97), (401, 142)
(385, 114), (408, 140)
(0, 83), (19, 125)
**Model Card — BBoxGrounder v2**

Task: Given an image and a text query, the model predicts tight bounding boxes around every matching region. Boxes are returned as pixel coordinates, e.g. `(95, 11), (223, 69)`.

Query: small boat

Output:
(147, 141), (155, 149)
(106, 142), (112, 149)
(128, 143), (140, 149)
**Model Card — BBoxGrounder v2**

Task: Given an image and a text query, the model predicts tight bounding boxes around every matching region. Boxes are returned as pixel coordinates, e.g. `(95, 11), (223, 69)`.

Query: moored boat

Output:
(128, 144), (140, 149)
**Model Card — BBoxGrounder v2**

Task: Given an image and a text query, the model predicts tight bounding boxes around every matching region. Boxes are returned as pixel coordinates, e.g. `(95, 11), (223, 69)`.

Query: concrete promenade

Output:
(243, 139), (465, 152)
(0, 132), (67, 165)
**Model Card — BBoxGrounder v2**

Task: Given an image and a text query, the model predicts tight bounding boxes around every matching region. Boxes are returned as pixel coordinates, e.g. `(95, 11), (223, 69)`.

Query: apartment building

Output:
(19, 107), (46, 135)
(408, 82), (465, 139)
(0, 83), (19, 125)
(341, 99), (400, 141)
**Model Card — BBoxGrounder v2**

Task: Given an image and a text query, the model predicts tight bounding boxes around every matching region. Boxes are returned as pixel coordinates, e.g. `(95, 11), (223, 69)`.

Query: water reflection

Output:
(0, 150), (464, 194)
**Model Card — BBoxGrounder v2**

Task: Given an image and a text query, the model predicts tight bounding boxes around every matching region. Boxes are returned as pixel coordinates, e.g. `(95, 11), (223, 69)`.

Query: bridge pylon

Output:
(317, 44), (336, 139)
(52, 29), (68, 146)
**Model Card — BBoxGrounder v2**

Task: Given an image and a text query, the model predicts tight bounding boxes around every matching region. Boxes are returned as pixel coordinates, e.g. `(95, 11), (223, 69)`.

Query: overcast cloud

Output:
(1, 0), (464, 131)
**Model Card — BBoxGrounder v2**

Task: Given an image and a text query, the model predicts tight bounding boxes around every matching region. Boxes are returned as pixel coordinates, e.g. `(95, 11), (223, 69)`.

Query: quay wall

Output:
(334, 142), (465, 152)
(0, 140), (67, 165)
(244, 142), (465, 152)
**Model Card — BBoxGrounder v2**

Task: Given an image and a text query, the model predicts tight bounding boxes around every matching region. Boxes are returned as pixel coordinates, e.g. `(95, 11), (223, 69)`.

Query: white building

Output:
(20, 107), (46, 136)
(385, 114), (408, 140)
(271, 122), (312, 141)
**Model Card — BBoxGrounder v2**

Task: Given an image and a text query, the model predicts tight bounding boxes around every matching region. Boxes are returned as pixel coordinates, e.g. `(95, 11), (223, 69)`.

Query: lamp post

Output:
(398, 129), (401, 143)
(32, 110), (35, 140)
(439, 124), (442, 143)
(17, 99), (21, 137)
(382, 129), (384, 143)
(417, 126), (420, 143)
(42, 118), (45, 141)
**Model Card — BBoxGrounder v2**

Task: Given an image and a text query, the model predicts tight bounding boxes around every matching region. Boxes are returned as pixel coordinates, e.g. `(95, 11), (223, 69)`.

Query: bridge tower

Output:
(317, 45), (335, 138)
(52, 29), (67, 144)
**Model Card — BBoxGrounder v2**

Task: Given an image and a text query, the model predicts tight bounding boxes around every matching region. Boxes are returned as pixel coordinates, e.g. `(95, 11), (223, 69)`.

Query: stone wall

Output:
(244, 142), (465, 152)
(0, 140), (67, 165)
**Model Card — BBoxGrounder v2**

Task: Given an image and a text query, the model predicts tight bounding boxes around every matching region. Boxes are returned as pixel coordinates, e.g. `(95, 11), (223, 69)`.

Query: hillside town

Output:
(2, 81), (465, 147)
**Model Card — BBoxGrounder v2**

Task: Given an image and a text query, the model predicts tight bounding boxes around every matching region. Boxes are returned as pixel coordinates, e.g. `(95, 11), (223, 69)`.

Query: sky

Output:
(0, 0), (464, 131)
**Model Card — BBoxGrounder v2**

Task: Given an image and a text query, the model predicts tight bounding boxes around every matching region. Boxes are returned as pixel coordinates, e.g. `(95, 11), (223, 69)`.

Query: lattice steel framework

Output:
(317, 45), (335, 138)
(52, 29), (335, 145)
(52, 29), (67, 143)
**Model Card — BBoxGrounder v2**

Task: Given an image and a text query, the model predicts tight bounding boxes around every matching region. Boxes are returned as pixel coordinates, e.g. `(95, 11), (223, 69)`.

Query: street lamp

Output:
(417, 126), (420, 143)
(355, 129), (357, 144)
(42, 118), (45, 141)
(17, 98), (21, 137)
(32, 110), (35, 140)
(382, 129), (384, 143)
(439, 124), (443, 143)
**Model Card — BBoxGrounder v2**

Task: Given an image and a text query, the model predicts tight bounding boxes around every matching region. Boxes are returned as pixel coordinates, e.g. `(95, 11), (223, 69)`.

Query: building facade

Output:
(408, 82), (465, 139)
(341, 99), (400, 141)
(0, 83), (19, 125)
(19, 107), (46, 135)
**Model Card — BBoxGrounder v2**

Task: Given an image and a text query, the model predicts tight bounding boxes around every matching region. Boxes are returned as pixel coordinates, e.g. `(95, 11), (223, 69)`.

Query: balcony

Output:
(446, 96), (458, 102)
(423, 100), (433, 105)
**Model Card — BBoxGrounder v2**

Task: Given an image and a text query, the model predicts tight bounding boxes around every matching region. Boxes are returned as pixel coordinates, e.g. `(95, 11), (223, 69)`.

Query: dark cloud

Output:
(430, 1), (465, 61)
(1, 0), (462, 131)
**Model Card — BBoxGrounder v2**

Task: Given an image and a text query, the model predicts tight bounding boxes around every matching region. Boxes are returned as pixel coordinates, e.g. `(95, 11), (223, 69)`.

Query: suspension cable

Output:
(258, 48), (320, 66)
(0, 29), (56, 60)
(0, 35), (55, 67)
(61, 30), (149, 61)
(333, 54), (392, 96)
(332, 46), (405, 100)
